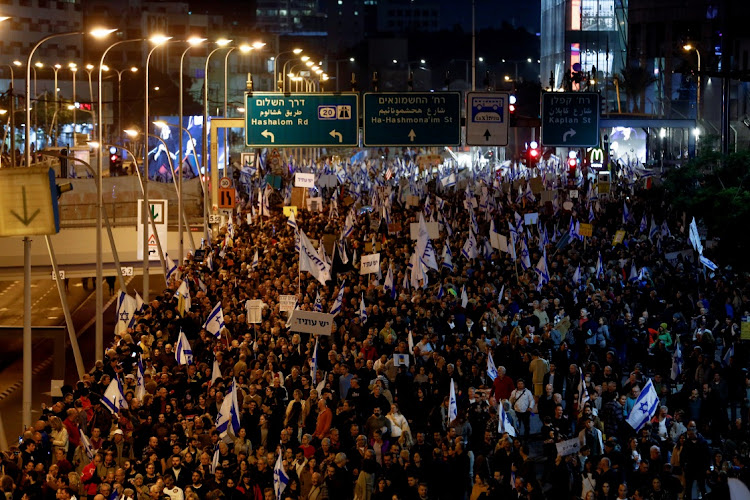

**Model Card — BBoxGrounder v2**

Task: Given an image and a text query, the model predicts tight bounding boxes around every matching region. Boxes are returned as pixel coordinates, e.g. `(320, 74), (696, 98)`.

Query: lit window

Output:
(570, 0), (581, 30)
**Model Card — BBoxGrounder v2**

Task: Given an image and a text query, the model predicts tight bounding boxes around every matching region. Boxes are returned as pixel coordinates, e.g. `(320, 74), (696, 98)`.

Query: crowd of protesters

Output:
(1, 157), (749, 500)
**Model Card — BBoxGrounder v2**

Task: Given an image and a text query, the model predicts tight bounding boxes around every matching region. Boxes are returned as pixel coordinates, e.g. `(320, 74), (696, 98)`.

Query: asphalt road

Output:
(0, 274), (165, 448)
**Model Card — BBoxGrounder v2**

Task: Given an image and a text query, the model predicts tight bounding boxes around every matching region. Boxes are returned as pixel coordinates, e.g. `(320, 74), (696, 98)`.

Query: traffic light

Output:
(509, 94), (517, 127)
(527, 141), (540, 167)
(109, 153), (121, 174)
(568, 151), (578, 175)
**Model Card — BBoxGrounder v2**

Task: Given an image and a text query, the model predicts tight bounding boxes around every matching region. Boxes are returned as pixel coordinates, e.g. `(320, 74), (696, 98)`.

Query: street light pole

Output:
(143, 36), (172, 305)
(273, 48), (302, 91)
(203, 41), (232, 240)
(2, 64), (15, 166)
(471, 0), (476, 91)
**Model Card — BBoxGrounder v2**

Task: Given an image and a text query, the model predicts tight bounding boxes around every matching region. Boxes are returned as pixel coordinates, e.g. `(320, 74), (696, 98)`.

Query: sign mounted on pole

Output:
(0, 167), (60, 237)
(245, 92), (358, 147)
(541, 92), (600, 147)
(218, 188), (235, 209)
(136, 199), (167, 261)
(466, 92), (509, 146)
(363, 92), (461, 147)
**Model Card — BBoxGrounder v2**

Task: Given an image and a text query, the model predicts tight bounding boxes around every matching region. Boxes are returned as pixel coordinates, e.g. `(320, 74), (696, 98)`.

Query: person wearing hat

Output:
(106, 429), (134, 468)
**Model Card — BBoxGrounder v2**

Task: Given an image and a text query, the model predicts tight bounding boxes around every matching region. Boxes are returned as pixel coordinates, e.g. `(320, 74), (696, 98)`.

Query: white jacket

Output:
(509, 388), (535, 413)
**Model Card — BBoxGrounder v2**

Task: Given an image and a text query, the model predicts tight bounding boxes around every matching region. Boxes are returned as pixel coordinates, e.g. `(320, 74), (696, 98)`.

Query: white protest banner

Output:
(279, 295), (297, 312)
(524, 212), (539, 225)
(490, 232), (508, 252)
(246, 299), (264, 324)
(393, 353), (410, 367)
(288, 310), (334, 336)
(665, 249), (696, 267)
(409, 222), (440, 240)
(555, 438), (581, 457)
(295, 172), (315, 188)
(306, 197), (323, 212)
(360, 253), (381, 275)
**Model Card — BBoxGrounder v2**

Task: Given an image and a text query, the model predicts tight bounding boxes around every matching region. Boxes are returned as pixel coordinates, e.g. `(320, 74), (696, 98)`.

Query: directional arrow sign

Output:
(246, 93), (358, 147)
(0, 167), (59, 237)
(363, 92), (461, 146)
(541, 92), (600, 147)
(466, 92), (509, 146)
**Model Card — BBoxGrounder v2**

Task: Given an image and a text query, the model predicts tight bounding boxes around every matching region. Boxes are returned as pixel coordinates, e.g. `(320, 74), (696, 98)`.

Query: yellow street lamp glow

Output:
(252, 41), (266, 49)
(287, 73), (295, 78)
(188, 36), (207, 46)
(54, 64), (61, 69)
(123, 129), (139, 138)
(149, 35), (172, 45)
(13, 60), (21, 66)
(504, 75), (510, 81)
(70, 67), (78, 73)
(349, 57), (355, 62)
(239, 44), (253, 53)
(293, 48), (303, 54)
(86, 64), (94, 70)
(90, 28), (117, 38)
(68, 62), (77, 68)
(67, 105), (75, 110)
(301, 56), (310, 62)
(315, 69), (323, 74)
(305, 61), (314, 67)
(237, 107), (245, 113)
(87, 141), (100, 148)
(35, 62), (43, 68)
(312, 65), (319, 71)
(0, 109), (7, 115)
(216, 38), (232, 47)
(130, 66), (138, 72)
(322, 74), (329, 81)
(153, 121), (168, 129)
(683, 44), (693, 51)
(0, 17), (9, 22)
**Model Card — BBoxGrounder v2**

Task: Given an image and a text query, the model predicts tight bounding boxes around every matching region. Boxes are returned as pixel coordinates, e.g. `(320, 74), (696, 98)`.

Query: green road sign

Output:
(541, 92), (600, 147)
(363, 92), (461, 147)
(0, 167), (60, 237)
(246, 92), (358, 147)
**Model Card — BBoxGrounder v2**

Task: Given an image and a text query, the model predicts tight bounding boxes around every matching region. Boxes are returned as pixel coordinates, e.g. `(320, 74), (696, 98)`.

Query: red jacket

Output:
(491, 375), (515, 401)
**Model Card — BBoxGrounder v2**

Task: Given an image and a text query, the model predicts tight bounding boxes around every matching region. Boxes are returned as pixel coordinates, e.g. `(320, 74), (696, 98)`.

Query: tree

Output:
(616, 65), (657, 113)
(663, 149), (750, 268)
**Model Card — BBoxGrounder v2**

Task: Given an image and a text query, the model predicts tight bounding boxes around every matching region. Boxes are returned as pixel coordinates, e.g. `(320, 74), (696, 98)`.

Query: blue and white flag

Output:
(215, 379), (241, 440)
(286, 209), (298, 230)
(487, 351), (498, 381)
(461, 285), (469, 309)
(573, 265), (581, 285)
(227, 213), (234, 239)
(595, 252), (604, 279)
(498, 284), (505, 305)
(626, 379), (659, 432)
(448, 379), (458, 423)
(661, 220), (671, 238)
(251, 249), (259, 269)
(437, 285), (444, 299)
(299, 230), (331, 285)
(341, 211), (355, 239)
(577, 367), (590, 414)
(211, 445), (220, 474)
(273, 450), (290, 500)
(134, 291), (144, 312)
(115, 291), (137, 335)
(310, 338), (319, 386)
(534, 250), (550, 285)
(649, 216), (659, 240)
(203, 302), (226, 339)
(462, 230), (479, 260)
(442, 241), (454, 272)
(700, 255), (718, 271)
(330, 280), (346, 316)
(136, 354), (146, 401)
(498, 402), (516, 437)
(102, 378), (127, 414)
(175, 280), (191, 316)
(629, 262), (639, 282)
(519, 238), (531, 270)
(689, 217), (703, 255)
(211, 356), (221, 387)
(384, 265), (395, 294)
(417, 214), (439, 270)
(359, 294), (367, 324)
(314, 292), (322, 312)
(671, 342), (683, 380)
(175, 329), (193, 365)
(640, 214), (648, 233)
(165, 253), (178, 282)
(206, 251), (214, 272)
(79, 427), (95, 460)
(623, 201), (632, 224)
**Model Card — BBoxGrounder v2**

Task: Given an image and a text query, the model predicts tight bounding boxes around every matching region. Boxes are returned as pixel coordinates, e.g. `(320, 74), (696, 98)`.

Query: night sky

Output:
(437, 0), (540, 34)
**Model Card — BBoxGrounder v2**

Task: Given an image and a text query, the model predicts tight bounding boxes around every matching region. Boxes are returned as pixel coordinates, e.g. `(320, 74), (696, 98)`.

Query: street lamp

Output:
(142, 34), (172, 304)
(202, 39), (232, 237)
(176, 36), (206, 263)
(1, 63), (16, 166)
(284, 55), (311, 91)
(273, 48), (303, 90)
(684, 44), (702, 120)
(21, 26), (115, 433)
(102, 65), (138, 143)
(69, 63), (77, 138)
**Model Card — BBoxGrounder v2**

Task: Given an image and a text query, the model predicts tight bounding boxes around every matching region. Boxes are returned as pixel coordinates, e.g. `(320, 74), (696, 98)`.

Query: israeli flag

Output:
(417, 214), (439, 270)
(211, 356), (221, 387)
(175, 280), (191, 316)
(206, 251), (214, 272)
(573, 265), (581, 285)
(215, 379), (241, 440)
(136, 354), (146, 401)
(640, 214), (648, 233)
(448, 380), (458, 423)
(461, 286), (469, 308)
(595, 252), (603, 279)
(79, 427), (95, 460)
(437, 285), (444, 299)
(101, 378), (127, 414)
(165, 253), (178, 282)
(700, 255), (718, 271)
(487, 351), (498, 381)
(227, 213), (234, 239)
(519, 238), (531, 270)
(626, 379), (659, 432)
(384, 266), (395, 298)
(310, 338), (319, 387)
(462, 230), (479, 260)
(498, 402), (516, 437)
(623, 201), (631, 224)
(442, 241), (454, 272)
(314, 292), (322, 312)
(359, 294), (368, 325)
(273, 450), (290, 499)
(498, 284), (505, 305)
(670, 342), (683, 381)
(287, 210), (298, 230)
(251, 250), (259, 269)
(135, 291), (144, 312)
(203, 302), (226, 339)
(649, 216), (659, 240)
(115, 291), (137, 335)
(534, 250), (550, 285)
(629, 262), (639, 282)
(330, 280), (346, 316)
(175, 329), (193, 365)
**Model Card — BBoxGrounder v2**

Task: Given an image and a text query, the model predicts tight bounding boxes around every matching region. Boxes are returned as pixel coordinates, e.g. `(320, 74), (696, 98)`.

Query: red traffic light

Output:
(529, 149), (539, 158)
(110, 154), (118, 162)
(509, 103), (516, 113)
(568, 157), (577, 168)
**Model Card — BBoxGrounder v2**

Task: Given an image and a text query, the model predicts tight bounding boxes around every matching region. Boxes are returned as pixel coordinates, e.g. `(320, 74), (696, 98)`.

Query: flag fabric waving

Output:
(448, 379), (458, 423)
(203, 302), (226, 339)
(175, 280), (191, 316)
(330, 280), (346, 316)
(101, 378), (127, 414)
(487, 351), (498, 381)
(498, 402), (517, 437)
(626, 379), (659, 432)
(273, 450), (290, 499)
(671, 342), (683, 381)
(115, 291), (137, 335)
(175, 329), (193, 365)
(359, 294), (368, 324)
(165, 253), (178, 282)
